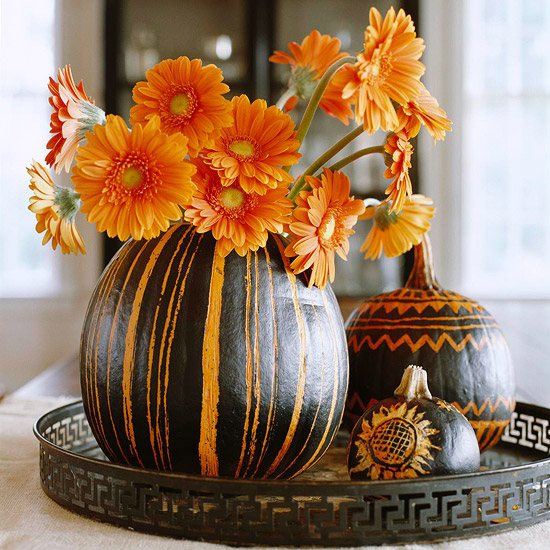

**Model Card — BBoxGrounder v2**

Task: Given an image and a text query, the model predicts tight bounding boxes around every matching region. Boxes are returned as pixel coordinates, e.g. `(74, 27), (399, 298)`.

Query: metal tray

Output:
(35, 401), (550, 546)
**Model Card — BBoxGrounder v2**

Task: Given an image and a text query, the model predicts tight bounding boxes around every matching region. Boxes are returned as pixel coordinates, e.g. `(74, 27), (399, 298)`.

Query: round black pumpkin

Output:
(345, 235), (515, 451)
(348, 365), (480, 480)
(80, 223), (348, 479)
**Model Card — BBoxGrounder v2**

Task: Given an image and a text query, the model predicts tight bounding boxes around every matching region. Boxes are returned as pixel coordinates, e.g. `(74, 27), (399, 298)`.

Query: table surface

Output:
(11, 299), (550, 408)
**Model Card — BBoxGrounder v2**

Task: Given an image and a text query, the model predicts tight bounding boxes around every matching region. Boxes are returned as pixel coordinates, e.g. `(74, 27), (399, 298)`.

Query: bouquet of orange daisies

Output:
(28, 7), (450, 289)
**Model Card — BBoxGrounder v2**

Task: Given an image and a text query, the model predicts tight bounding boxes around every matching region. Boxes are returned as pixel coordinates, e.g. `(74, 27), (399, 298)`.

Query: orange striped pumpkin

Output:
(80, 223), (348, 479)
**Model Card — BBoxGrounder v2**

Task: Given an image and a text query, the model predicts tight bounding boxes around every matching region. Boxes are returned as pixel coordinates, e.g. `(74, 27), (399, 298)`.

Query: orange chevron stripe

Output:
(469, 419), (511, 450)
(455, 396), (516, 417)
(350, 314), (495, 324)
(348, 323), (499, 332)
(348, 330), (507, 354)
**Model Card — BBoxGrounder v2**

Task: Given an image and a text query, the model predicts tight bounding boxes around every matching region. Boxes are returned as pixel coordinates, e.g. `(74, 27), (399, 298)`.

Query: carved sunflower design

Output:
(350, 402), (440, 480)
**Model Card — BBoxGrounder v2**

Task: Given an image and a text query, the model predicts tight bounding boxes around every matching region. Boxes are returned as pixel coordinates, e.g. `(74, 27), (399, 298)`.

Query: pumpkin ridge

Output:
(85, 241), (133, 460)
(122, 225), (182, 467)
(276, 303), (328, 479)
(251, 245), (279, 477)
(145, 224), (194, 469)
(235, 252), (254, 478)
(264, 235), (308, 478)
(162, 231), (203, 470)
(292, 287), (344, 478)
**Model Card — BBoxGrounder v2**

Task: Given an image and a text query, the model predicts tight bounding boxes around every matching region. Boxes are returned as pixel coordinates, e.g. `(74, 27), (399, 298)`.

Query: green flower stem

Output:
(276, 87), (297, 110)
(328, 145), (386, 171)
(295, 55), (356, 144)
(288, 124), (364, 201)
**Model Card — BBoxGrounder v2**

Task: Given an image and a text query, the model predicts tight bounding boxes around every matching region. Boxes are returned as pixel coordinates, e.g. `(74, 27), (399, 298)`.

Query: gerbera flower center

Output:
(122, 166), (144, 189)
(208, 182), (257, 220)
(319, 208), (346, 248)
(374, 203), (399, 230)
(228, 138), (257, 159)
(161, 85), (198, 123)
(105, 151), (161, 204)
(169, 93), (191, 115)
(362, 51), (393, 86)
(220, 187), (245, 209)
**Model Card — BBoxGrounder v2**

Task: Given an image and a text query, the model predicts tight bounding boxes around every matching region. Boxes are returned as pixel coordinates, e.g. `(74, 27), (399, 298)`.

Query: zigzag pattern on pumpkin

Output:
(356, 292), (485, 317)
(455, 396), (516, 417)
(348, 331), (507, 354)
(469, 419), (511, 450)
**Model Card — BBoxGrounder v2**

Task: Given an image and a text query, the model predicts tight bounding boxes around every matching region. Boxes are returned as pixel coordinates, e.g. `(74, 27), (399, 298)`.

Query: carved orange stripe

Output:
(252, 246), (279, 477)
(146, 225), (192, 468)
(198, 245), (225, 476)
(153, 227), (195, 469)
(292, 289), (342, 477)
(265, 235), (307, 478)
(162, 233), (203, 471)
(276, 304), (326, 478)
(87, 246), (127, 458)
(244, 252), (262, 477)
(106, 240), (152, 464)
(84, 249), (118, 456)
(121, 226), (180, 466)
(235, 252), (254, 477)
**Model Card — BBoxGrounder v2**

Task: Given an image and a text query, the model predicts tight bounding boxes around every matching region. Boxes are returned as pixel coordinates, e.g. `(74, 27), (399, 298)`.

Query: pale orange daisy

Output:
(28, 161), (86, 255)
(46, 65), (106, 173)
(202, 95), (301, 195)
(72, 115), (196, 241)
(342, 7), (425, 134)
(397, 84), (452, 141)
(184, 158), (291, 257)
(361, 195), (434, 260)
(130, 56), (232, 157)
(285, 169), (365, 289)
(384, 132), (413, 214)
(270, 30), (354, 124)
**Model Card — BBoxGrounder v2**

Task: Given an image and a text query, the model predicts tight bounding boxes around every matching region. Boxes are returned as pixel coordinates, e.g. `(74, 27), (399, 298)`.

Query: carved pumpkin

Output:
(80, 223), (348, 479)
(345, 235), (515, 451)
(348, 365), (480, 480)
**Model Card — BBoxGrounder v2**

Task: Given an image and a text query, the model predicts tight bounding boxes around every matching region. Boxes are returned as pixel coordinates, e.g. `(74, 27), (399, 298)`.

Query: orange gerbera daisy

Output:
(130, 56), (232, 157)
(397, 85), (452, 141)
(361, 195), (434, 259)
(342, 7), (425, 134)
(285, 169), (365, 289)
(72, 115), (196, 241)
(384, 132), (413, 214)
(184, 158), (291, 257)
(270, 30), (353, 124)
(202, 95), (301, 195)
(28, 161), (86, 255)
(46, 65), (106, 173)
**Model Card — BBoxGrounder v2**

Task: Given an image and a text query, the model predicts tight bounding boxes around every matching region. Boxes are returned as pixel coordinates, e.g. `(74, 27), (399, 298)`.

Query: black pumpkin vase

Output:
(80, 223), (348, 479)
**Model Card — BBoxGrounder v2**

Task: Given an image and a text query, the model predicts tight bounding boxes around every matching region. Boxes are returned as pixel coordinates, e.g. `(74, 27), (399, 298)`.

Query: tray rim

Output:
(34, 399), (550, 488)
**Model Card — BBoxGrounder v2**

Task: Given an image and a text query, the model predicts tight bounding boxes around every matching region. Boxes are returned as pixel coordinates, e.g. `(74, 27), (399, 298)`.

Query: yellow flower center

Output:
(122, 166), (144, 189)
(220, 187), (245, 209)
(318, 208), (345, 248)
(229, 139), (255, 158)
(362, 50), (393, 86)
(170, 93), (191, 115)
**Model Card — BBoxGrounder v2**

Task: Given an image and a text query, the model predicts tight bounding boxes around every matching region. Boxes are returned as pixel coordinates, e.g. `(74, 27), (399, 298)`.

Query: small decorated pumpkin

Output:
(348, 365), (480, 480)
(345, 235), (515, 451)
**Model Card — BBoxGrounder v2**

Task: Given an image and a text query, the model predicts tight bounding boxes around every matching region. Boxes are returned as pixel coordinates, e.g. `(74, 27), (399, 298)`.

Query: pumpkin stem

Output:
(394, 365), (433, 400)
(405, 233), (442, 290)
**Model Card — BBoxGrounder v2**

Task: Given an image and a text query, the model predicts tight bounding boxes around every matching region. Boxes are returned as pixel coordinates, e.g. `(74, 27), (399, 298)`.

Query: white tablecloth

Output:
(0, 395), (547, 550)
